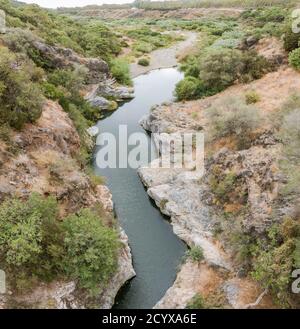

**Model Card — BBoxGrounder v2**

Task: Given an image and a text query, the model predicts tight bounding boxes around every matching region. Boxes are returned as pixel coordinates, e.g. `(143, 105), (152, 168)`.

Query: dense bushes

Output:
(177, 47), (270, 100)
(1, 1), (122, 61)
(208, 97), (261, 149)
(0, 47), (44, 129)
(0, 194), (119, 294)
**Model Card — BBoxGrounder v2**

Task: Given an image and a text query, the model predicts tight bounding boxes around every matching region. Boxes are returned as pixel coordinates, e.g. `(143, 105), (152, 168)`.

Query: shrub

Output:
(187, 246), (204, 262)
(41, 82), (64, 100)
(210, 171), (238, 203)
(186, 293), (206, 309)
(252, 239), (295, 306)
(47, 66), (87, 98)
(289, 48), (300, 71)
(138, 58), (150, 66)
(0, 194), (63, 289)
(245, 90), (261, 104)
(283, 24), (300, 52)
(110, 59), (131, 86)
(179, 48), (270, 101)
(0, 47), (44, 129)
(199, 48), (242, 93)
(175, 77), (205, 101)
(0, 193), (119, 295)
(62, 209), (119, 294)
(208, 97), (261, 149)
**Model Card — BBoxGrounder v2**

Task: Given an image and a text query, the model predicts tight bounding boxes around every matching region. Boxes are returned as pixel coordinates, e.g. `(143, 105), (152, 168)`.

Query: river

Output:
(93, 68), (187, 309)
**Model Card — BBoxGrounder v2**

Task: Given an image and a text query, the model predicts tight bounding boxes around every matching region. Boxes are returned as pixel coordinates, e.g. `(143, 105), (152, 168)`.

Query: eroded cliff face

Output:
(0, 100), (135, 309)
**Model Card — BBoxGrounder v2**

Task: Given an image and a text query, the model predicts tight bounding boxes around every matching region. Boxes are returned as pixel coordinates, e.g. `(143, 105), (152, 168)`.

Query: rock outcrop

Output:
(32, 40), (109, 83)
(138, 101), (277, 309)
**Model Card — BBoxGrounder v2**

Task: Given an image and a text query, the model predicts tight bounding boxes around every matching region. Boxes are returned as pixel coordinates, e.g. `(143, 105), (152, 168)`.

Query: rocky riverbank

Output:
(137, 67), (294, 308)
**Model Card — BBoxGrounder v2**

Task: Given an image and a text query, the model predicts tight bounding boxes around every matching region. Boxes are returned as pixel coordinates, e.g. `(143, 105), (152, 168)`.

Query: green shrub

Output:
(187, 246), (204, 262)
(134, 42), (153, 54)
(245, 90), (261, 104)
(0, 193), (119, 295)
(199, 48), (241, 92)
(41, 82), (64, 100)
(0, 194), (63, 289)
(138, 58), (150, 66)
(47, 67), (87, 98)
(208, 97), (261, 149)
(283, 24), (300, 52)
(289, 48), (300, 70)
(179, 47), (270, 101)
(186, 293), (206, 309)
(110, 59), (131, 86)
(0, 47), (44, 129)
(210, 171), (238, 202)
(62, 209), (119, 294)
(175, 77), (205, 101)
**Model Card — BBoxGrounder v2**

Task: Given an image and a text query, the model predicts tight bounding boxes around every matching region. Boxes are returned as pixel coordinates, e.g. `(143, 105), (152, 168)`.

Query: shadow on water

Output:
(93, 68), (187, 309)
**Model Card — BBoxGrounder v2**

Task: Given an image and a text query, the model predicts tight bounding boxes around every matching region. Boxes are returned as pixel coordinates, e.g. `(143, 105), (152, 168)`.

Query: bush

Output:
(199, 48), (242, 93)
(62, 209), (119, 294)
(186, 294), (206, 309)
(283, 24), (300, 52)
(0, 194), (63, 289)
(187, 246), (204, 262)
(175, 77), (205, 101)
(245, 90), (261, 104)
(0, 47), (44, 129)
(138, 58), (150, 66)
(178, 47), (270, 101)
(0, 193), (119, 295)
(110, 59), (131, 86)
(208, 97), (261, 149)
(289, 48), (300, 70)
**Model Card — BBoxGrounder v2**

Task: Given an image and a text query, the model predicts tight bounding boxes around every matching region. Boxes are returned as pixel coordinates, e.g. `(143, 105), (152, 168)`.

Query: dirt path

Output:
(130, 31), (198, 78)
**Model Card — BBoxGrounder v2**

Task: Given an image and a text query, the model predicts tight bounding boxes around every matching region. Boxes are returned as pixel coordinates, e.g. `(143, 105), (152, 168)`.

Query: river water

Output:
(93, 68), (187, 309)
